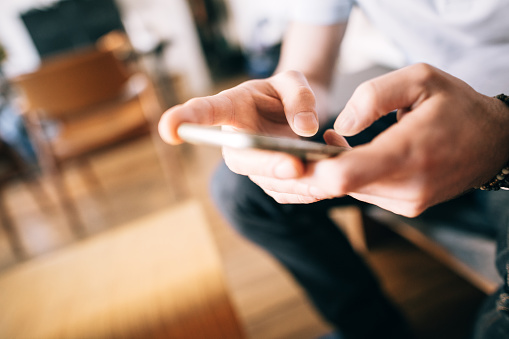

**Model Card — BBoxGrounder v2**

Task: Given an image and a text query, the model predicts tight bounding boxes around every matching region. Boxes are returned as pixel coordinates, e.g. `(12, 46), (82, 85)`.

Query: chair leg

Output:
(152, 140), (190, 203)
(139, 78), (190, 202)
(22, 174), (54, 212)
(48, 171), (87, 238)
(20, 112), (86, 237)
(330, 206), (369, 254)
(0, 192), (28, 260)
(330, 207), (399, 254)
(77, 159), (105, 198)
(359, 210), (398, 250)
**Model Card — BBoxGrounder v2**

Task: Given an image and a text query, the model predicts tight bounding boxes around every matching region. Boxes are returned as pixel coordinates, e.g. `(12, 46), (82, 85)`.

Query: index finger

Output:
(334, 63), (442, 136)
(158, 92), (237, 144)
(222, 146), (305, 179)
(158, 70), (319, 145)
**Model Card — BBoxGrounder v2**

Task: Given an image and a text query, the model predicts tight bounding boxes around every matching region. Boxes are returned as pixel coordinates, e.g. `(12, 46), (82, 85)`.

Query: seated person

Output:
(159, 1), (509, 338)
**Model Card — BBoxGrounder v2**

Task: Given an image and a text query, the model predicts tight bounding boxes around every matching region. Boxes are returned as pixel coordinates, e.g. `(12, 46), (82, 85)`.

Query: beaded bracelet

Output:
(479, 94), (509, 191)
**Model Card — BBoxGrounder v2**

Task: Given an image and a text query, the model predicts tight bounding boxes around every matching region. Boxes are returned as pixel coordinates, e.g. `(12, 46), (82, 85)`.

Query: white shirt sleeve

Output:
(291, 0), (354, 25)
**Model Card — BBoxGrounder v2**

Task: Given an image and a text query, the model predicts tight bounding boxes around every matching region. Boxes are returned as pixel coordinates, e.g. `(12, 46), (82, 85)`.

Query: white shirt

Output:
(292, 0), (509, 95)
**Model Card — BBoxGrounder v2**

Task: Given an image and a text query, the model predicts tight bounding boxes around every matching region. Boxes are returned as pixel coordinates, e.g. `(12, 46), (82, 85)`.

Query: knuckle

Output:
(403, 204), (427, 218)
(270, 193), (287, 204)
(183, 97), (213, 122)
(223, 155), (242, 175)
(184, 97), (204, 108)
(329, 166), (354, 195)
(281, 69), (304, 80)
(406, 189), (432, 217)
(412, 63), (439, 83)
(389, 198), (427, 218)
(400, 208), (419, 218)
(353, 81), (380, 114)
(239, 79), (265, 93)
(356, 80), (378, 98)
(269, 155), (300, 179)
(329, 177), (349, 197)
(294, 85), (315, 101)
(230, 83), (251, 98)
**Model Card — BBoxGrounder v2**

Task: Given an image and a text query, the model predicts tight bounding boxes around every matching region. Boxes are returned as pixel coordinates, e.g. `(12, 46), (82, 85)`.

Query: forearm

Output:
(274, 21), (347, 124)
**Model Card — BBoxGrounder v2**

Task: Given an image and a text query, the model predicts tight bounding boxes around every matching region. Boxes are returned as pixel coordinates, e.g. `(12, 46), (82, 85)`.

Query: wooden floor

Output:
(0, 80), (487, 339)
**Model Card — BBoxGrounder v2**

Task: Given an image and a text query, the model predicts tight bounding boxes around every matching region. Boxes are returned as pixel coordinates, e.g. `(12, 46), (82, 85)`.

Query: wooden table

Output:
(0, 200), (245, 339)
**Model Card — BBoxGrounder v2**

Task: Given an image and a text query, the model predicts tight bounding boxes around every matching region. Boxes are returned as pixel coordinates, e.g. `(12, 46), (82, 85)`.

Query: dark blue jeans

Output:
(210, 114), (509, 338)
(471, 190), (509, 338)
(212, 162), (412, 339)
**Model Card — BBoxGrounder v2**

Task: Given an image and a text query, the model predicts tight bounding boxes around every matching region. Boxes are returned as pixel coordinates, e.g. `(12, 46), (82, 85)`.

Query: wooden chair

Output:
(11, 48), (162, 236)
(0, 139), (30, 259)
(331, 197), (501, 295)
(0, 138), (50, 260)
(362, 204), (501, 294)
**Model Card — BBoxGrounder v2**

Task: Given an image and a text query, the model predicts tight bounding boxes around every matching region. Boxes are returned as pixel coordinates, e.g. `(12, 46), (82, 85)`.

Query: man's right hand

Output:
(158, 70), (320, 178)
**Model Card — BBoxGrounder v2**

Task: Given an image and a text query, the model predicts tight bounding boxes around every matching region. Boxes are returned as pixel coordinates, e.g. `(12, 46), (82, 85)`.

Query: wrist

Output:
(479, 94), (509, 190)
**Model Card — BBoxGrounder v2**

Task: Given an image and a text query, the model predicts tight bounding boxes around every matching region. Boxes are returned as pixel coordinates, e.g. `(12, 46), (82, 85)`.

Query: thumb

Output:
(269, 70), (319, 137)
(323, 129), (351, 149)
(334, 64), (430, 136)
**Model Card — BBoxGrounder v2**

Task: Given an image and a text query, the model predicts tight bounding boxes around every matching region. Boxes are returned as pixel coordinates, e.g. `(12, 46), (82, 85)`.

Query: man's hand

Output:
(158, 70), (321, 178)
(247, 64), (509, 217)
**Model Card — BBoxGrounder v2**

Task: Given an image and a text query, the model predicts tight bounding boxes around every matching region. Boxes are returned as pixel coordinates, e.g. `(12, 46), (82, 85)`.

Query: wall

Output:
(0, 0), (211, 97)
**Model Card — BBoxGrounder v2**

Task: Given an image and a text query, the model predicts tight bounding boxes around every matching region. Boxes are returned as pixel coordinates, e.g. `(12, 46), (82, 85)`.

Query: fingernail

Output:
(294, 112), (318, 136)
(275, 162), (298, 179)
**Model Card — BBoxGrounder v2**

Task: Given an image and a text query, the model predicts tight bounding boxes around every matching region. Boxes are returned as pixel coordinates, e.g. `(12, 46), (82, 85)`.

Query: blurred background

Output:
(0, 1), (491, 338)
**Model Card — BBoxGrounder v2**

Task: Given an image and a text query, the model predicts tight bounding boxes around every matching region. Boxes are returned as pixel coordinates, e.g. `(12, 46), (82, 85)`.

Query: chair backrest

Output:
(13, 48), (130, 119)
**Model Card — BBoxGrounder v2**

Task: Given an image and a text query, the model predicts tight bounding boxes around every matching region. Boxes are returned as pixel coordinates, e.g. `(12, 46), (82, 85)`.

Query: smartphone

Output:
(177, 123), (348, 161)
